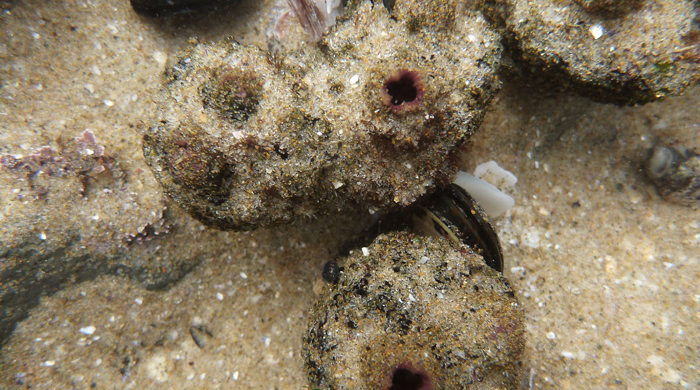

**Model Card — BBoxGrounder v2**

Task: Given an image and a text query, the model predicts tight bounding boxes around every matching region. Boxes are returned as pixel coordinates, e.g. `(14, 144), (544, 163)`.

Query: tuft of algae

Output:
(303, 232), (525, 389)
(143, 0), (502, 231)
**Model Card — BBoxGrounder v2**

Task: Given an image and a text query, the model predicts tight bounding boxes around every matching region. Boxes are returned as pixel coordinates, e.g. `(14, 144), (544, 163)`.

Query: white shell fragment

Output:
(453, 171), (515, 219)
(589, 24), (604, 40)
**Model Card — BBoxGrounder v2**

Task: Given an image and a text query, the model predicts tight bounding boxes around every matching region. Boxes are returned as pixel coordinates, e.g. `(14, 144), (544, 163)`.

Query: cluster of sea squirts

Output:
(144, 0), (700, 231)
(140, 0), (700, 388)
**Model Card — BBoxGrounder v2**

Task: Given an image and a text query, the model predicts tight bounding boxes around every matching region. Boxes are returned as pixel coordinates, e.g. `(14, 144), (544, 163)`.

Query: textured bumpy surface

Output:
(478, 0), (700, 104)
(143, 0), (502, 230)
(303, 232), (525, 389)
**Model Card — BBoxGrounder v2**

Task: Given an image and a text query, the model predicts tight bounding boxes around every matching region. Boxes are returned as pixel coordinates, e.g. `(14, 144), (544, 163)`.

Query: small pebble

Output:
(321, 260), (340, 283)
(546, 331), (556, 340)
(79, 326), (96, 335)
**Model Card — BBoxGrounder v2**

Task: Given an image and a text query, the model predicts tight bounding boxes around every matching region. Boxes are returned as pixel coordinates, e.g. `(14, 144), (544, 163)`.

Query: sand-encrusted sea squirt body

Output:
(303, 232), (525, 389)
(477, 0), (700, 104)
(143, 0), (502, 230)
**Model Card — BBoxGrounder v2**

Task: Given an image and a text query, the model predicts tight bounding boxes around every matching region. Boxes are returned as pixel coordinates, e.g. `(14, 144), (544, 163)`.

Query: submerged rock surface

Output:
(143, 0), (502, 230)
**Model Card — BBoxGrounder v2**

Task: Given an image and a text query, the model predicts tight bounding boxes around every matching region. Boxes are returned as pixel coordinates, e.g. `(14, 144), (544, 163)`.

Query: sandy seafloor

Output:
(0, 0), (698, 389)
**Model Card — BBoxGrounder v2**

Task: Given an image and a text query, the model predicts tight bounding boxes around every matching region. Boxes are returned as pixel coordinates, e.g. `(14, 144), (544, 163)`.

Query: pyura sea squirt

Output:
(142, 0), (502, 230)
(303, 231), (525, 389)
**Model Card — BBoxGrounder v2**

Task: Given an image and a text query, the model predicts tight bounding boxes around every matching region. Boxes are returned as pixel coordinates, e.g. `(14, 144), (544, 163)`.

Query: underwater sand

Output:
(0, 0), (698, 388)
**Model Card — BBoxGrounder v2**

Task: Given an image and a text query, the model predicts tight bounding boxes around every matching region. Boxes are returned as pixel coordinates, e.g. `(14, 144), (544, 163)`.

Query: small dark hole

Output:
(386, 75), (418, 106)
(390, 368), (424, 390)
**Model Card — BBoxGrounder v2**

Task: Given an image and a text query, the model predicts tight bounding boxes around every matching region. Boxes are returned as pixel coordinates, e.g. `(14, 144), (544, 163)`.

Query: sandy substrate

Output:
(0, 0), (698, 389)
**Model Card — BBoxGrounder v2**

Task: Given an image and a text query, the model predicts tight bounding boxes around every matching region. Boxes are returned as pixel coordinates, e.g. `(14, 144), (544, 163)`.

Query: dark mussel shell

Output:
(413, 184), (504, 273)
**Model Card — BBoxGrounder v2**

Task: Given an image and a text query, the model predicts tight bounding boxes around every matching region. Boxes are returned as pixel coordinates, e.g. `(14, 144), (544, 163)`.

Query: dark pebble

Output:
(322, 260), (340, 283)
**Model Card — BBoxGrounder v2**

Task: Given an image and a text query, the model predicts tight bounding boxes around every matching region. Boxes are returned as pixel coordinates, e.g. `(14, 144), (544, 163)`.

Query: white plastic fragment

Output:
(453, 171), (515, 218)
(233, 371), (239, 381)
(546, 331), (556, 340)
(332, 180), (344, 189)
(43, 360), (56, 367)
(79, 326), (96, 335)
(474, 161), (518, 188)
(361, 247), (369, 256)
(134, 297), (143, 305)
(349, 74), (359, 84)
(589, 24), (604, 39)
(561, 351), (575, 359)
(216, 292), (224, 301)
(240, 272), (248, 279)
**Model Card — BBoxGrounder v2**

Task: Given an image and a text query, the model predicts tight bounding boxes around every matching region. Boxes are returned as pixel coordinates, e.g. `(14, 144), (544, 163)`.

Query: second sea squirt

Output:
(303, 231), (525, 389)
